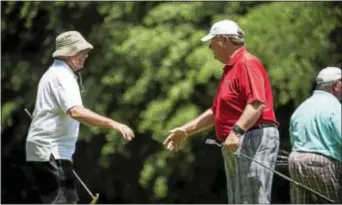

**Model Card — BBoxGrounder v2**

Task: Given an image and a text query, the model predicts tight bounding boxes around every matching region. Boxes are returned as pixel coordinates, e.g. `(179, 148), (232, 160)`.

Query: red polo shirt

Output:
(212, 47), (278, 141)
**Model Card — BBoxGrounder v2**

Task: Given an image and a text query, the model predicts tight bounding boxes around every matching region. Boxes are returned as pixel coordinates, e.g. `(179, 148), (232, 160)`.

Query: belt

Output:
(249, 122), (277, 132)
(217, 123), (277, 141)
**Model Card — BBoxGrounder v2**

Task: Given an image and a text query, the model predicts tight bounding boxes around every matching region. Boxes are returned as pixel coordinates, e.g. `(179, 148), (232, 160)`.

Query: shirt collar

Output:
(52, 59), (76, 77)
(222, 47), (247, 73)
(313, 90), (340, 102)
(227, 47), (246, 66)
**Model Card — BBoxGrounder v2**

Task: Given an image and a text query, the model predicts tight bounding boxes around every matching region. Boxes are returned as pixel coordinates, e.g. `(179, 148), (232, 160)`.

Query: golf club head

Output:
(205, 138), (222, 147)
(90, 193), (100, 204)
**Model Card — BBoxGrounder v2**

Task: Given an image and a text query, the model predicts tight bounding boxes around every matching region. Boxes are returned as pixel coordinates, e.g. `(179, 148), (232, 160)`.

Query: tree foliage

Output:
(2, 1), (341, 203)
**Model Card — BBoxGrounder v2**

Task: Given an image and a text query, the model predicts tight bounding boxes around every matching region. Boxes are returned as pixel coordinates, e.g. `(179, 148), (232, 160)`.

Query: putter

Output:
(205, 138), (335, 204)
(24, 108), (100, 204)
(73, 170), (100, 204)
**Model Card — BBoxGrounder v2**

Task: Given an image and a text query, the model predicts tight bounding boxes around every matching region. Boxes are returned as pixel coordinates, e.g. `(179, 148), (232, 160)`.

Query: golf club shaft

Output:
(205, 139), (335, 204)
(25, 108), (32, 118)
(73, 170), (95, 198)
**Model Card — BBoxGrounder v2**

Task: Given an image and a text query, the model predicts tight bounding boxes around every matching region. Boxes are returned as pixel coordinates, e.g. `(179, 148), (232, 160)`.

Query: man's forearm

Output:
(181, 109), (215, 137)
(68, 106), (120, 128)
(235, 101), (265, 131)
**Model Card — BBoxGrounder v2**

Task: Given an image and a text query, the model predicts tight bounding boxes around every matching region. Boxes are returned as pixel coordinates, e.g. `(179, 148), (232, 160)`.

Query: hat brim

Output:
(316, 76), (342, 84)
(52, 41), (93, 58)
(201, 34), (215, 42)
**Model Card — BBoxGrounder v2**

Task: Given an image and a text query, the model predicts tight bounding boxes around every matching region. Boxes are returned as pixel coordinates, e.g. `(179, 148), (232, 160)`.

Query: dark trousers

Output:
(27, 155), (79, 204)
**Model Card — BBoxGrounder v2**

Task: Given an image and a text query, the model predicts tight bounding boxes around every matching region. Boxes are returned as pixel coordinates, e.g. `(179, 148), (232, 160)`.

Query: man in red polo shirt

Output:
(163, 19), (279, 204)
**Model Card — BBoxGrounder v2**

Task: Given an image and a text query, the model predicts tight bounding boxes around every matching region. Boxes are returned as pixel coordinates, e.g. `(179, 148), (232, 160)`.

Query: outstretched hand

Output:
(113, 123), (135, 141)
(163, 127), (187, 151)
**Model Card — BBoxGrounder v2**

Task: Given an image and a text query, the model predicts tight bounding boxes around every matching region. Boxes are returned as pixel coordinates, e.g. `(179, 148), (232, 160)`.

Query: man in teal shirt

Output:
(289, 67), (341, 204)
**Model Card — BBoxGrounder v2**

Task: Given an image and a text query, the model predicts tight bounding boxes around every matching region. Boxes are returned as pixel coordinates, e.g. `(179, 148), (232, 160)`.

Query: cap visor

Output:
(201, 34), (215, 42)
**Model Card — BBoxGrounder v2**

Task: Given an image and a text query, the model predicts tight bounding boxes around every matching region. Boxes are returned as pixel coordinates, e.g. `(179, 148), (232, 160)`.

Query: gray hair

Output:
(316, 80), (339, 92)
(217, 28), (245, 46)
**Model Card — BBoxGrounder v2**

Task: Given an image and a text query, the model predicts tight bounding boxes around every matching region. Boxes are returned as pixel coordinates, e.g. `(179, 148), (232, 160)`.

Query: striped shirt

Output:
(290, 90), (341, 162)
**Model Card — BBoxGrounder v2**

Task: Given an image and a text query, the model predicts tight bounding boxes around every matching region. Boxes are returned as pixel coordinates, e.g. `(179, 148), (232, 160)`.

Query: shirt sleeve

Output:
(52, 73), (83, 113)
(240, 60), (266, 104)
(330, 106), (341, 146)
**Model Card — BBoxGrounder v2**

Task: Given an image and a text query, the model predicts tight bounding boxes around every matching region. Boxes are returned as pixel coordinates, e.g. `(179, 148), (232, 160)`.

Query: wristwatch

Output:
(232, 124), (245, 136)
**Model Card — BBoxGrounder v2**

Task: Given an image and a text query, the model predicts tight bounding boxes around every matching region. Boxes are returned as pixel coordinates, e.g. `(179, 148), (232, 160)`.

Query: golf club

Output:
(205, 138), (335, 204)
(72, 170), (100, 204)
(24, 108), (100, 204)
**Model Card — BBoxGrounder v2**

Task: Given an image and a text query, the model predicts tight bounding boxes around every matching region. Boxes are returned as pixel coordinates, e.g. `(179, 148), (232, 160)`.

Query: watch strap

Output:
(232, 124), (245, 135)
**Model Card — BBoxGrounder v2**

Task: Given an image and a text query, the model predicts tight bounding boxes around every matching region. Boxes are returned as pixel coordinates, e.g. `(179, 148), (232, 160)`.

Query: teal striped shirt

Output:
(290, 90), (341, 162)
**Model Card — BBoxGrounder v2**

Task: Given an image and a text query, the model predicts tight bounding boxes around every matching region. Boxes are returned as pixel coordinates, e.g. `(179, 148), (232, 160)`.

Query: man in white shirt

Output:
(26, 31), (134, 204)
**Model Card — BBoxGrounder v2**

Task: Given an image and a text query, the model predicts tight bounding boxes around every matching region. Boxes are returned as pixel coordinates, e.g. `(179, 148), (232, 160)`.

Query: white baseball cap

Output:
(316, 67), (341, 84)
(201, 20), (241, 42)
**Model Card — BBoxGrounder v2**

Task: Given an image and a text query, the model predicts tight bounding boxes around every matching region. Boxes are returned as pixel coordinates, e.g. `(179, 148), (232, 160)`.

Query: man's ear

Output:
(333, 81), (339, 91)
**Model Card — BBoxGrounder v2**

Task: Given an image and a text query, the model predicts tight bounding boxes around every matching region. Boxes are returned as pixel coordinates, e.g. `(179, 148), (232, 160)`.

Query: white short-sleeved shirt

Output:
(26, 59), (83, 162)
